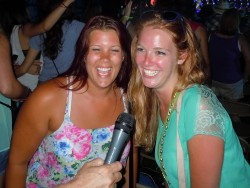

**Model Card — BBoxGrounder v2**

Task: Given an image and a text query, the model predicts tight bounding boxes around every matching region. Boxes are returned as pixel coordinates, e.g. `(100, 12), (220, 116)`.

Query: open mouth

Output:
(97, 67), (111, 75)
(144, 69), (159, 76)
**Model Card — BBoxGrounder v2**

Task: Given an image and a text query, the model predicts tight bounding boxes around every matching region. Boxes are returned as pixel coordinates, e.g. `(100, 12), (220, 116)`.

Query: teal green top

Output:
(155, 84), (250, 188)
(0, 94), (12, 152)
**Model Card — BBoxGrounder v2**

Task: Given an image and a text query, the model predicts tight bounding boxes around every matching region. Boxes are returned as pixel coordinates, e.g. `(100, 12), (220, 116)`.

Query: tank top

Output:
(10, 25), (43, 91)
(26, 88), (130, 187)
(208, 33), (242, 83)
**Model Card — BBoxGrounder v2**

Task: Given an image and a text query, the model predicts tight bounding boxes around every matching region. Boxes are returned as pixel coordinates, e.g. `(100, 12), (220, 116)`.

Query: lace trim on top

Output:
(194, 85), (227, 140)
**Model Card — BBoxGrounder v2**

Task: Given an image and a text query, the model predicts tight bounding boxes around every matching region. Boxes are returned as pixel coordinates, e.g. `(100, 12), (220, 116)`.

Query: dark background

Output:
(24, 0), (250, 22)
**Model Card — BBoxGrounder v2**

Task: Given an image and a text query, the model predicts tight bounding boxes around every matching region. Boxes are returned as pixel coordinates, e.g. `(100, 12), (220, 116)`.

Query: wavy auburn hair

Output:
(128, 11), (205, 151)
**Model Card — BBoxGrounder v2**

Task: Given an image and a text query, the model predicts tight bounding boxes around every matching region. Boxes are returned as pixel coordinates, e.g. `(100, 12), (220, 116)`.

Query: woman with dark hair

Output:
(209, 8), (250, 101)
(15, 0), (84, 83)
(6, 15), (133, 187)
(10, 0), (76, 91)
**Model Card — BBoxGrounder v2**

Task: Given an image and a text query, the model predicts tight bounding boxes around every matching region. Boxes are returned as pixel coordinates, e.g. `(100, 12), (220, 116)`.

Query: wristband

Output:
(123, 16), (133, 20)
(61, 2), (68, 8)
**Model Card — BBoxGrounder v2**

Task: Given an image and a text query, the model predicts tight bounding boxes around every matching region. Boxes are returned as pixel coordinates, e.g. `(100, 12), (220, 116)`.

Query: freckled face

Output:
(135, 26), (181, 91)
(85, 29), (123, 89)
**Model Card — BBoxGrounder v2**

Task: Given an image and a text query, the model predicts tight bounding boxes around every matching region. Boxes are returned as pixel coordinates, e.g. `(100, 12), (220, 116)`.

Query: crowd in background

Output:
(1, 0), (250, 187)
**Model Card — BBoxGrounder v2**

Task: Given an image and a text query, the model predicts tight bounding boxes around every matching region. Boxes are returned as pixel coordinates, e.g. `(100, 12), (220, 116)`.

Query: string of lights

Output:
(195, 0), (250, 11)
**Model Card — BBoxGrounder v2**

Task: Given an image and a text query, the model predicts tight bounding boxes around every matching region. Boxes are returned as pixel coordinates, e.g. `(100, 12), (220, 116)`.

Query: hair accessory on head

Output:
(141, 10), (186, 34)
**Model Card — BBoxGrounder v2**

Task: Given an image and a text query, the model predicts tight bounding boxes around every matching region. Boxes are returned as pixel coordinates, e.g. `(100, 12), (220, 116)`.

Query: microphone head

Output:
(115, 112), (135, 134)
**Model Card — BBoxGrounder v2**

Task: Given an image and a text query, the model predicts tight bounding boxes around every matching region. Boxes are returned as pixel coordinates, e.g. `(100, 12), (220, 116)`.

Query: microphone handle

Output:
(104, 129), (129, 164)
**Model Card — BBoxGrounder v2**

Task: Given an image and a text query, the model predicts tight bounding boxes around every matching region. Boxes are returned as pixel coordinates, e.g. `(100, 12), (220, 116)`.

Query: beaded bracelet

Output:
(123, 16), (133, 20)
(61, 2), (68, 8)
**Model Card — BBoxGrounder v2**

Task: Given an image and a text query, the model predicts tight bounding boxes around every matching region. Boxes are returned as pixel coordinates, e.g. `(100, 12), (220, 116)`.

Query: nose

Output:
(143, 51), (153, 66)
(100, 50), (110, 62)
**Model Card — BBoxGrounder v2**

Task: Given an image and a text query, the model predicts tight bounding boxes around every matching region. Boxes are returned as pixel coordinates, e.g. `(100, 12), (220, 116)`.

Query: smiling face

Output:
(85, 29), (123, 89)
(135, 26), (183, 91)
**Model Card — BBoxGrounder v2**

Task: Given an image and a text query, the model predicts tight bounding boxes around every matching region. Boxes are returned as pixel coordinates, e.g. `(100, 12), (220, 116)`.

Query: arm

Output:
(21, 0), (75, 37)
(14, 47), (39, 77)
(188, 135), (224, 188)
(239, 35), (250, 81)
(121, 1), (133, 25)
(5, 83), (57, 187)
(57, 158), (122, 188)
(26, 60), (42, 75)
(196, 26), (211, 82)
(0, 32), (29, 99)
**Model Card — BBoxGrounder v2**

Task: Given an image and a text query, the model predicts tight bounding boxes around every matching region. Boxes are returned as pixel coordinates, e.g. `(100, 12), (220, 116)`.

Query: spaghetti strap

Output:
(67, 89), (72, 117)
(65, 77), (73, 118)
(121, 88), (128, 113)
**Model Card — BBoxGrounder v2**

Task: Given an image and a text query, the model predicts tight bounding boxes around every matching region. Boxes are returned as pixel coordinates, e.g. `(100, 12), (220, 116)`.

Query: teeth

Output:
(144, 69), (159, 76)
(97, 68), (111, 72)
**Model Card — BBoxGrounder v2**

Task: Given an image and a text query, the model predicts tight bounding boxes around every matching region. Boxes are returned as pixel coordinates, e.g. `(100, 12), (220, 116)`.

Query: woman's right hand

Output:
(27, 60), (41, 75)
(57, 158), (122, 188)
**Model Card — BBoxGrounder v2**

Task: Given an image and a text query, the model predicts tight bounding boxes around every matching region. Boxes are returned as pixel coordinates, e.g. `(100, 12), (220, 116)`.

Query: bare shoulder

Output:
(239, 34), (249, 45)
(15, 77), (69, 134)
(0, 32), (9, 47)
(196, 25), (208, 37)
(25, 77), (67, 109)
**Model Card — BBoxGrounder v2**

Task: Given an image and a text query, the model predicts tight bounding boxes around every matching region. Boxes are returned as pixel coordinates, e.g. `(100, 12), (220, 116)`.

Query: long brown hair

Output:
(219, 8), (240, 36)
(61, 15), (132, 92)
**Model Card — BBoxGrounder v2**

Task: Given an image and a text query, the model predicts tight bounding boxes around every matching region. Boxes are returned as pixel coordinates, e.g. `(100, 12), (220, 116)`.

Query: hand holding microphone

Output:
(104, 112), (135, 164)
(57, 158), (122, 188)
(57, 112), (134, 188)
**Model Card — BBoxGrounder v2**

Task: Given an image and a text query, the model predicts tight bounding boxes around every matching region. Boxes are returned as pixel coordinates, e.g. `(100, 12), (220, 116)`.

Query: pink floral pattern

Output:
(26, 90), (130, 187)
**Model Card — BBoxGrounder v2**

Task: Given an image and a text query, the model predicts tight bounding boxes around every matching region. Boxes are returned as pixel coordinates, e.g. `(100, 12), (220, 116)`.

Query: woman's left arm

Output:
(22, 0), (75, 37)
(188, 135), (224, 188)
(239, 35), (250, 81)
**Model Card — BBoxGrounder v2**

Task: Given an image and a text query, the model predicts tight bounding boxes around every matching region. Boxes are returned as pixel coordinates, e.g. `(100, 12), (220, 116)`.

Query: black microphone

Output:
(104, 112), (135, 164)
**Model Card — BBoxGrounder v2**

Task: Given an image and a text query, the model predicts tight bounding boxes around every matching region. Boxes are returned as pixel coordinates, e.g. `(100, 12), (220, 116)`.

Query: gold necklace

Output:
(158, 91), (180, 185)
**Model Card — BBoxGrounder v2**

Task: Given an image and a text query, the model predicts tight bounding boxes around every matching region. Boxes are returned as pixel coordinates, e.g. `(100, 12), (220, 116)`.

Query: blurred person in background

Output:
(14, 0), (84, 83)
(10, 0), (76, 91)
(175, 0), (211, 84)
(202, 0), (233, 34)
(0, 13), (31, 188)
(208, 8), (250, 101)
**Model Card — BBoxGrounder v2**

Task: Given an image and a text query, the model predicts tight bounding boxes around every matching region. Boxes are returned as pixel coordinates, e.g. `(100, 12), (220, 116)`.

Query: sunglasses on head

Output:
(140, 10), (185, 32)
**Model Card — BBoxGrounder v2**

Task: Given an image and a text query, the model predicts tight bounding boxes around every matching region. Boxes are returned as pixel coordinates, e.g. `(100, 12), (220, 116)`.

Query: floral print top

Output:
(26, 88), (130, 188)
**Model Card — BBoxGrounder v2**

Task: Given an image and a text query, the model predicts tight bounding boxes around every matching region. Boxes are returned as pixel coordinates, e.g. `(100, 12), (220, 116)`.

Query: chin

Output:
(143, 82), (156, 89)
